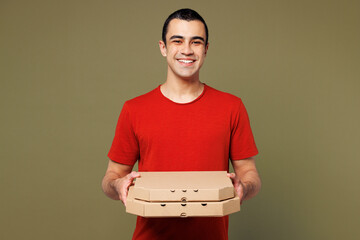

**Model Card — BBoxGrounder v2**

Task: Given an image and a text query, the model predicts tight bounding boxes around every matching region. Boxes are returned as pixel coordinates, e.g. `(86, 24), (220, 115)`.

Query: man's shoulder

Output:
(206, 84), (243, 105)
(123, 85), (159, 108)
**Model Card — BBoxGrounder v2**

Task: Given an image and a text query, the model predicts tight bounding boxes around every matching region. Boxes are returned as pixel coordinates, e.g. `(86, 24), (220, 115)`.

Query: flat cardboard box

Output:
(127, 186), (240, 217)
(126, 171), (240, 217)
(130, 171), (235, 202)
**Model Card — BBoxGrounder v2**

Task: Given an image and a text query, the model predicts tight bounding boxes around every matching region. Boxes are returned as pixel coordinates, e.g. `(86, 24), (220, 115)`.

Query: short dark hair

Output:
(162, 8), (209, 46)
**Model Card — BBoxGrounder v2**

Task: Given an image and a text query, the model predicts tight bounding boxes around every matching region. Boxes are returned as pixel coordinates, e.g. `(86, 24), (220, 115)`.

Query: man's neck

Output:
(160, 75), (205, 104)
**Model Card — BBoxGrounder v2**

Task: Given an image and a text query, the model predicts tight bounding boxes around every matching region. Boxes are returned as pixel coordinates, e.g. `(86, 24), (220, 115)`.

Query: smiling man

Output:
(160, 18), (208, 84)
(102, 8), (261, 240)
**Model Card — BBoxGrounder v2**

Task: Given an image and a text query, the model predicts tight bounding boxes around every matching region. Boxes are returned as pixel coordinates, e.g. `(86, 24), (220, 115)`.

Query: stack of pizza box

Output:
(126, 171), (240, 217)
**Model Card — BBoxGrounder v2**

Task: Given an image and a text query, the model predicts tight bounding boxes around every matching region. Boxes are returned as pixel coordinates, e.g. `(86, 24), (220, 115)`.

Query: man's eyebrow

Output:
(169, 35), (184, 40)
(191, 36), (205, 42)
(169, 35), (205, 42)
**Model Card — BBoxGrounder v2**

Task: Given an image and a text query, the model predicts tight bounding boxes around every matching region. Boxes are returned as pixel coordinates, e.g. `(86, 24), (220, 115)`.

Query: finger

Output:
(127, 171), (141, 183)
(227, 173), (236, 181)
(227, 173), (237, 185)
(123, 193), (127, 207)
(239, 189), (244, 205)
(130, 171), (141, 178)
(125, 173), (139, 189)
(124, 178), (134, 192)
(234, 185), (243, 203)
(120, 186), (128, 206)
(237, 188), (243, 199)
(232, 180), (240, 189)
(122, 172), (140, 207)
(227, 173), (236, 179)
(122, 176), (137, 205)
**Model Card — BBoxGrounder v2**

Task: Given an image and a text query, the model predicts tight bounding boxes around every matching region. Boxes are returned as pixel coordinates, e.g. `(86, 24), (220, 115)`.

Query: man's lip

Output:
(177, 59), (196, 66)
(177, 58), (196, 61)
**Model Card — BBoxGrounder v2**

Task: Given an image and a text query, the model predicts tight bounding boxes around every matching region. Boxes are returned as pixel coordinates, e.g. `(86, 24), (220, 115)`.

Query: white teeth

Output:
(178, 60), (194, 63)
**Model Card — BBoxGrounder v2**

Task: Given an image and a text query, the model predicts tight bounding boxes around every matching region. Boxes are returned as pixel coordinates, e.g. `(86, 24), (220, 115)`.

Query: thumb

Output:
(128, 171), (141, 180)
(227, 172), (236, 181)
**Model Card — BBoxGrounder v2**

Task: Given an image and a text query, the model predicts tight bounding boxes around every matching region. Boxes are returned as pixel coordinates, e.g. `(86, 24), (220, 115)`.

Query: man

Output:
(102, 8), (261, 240)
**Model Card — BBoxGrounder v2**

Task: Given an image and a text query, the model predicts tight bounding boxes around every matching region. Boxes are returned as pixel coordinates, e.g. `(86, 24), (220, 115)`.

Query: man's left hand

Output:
(227, 172), (247, 204)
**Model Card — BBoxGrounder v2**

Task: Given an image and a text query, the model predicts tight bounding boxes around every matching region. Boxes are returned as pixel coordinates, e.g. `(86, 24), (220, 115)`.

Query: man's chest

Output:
(132, 106), (232, 147)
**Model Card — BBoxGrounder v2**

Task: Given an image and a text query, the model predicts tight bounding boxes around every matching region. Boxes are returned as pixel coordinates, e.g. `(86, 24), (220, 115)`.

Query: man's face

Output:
(159, 19), (209, 81)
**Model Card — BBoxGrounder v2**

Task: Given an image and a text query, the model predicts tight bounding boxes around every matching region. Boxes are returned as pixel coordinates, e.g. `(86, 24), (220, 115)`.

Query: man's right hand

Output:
(112, 171), (140, 206)
(102, 160), (140, 204)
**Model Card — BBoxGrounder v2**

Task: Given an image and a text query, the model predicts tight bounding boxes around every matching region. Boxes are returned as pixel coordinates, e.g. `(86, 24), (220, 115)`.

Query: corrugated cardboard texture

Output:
(132, 171), (235, 202)
(127, 187), (240, 217)
(126, 171), (241, 217)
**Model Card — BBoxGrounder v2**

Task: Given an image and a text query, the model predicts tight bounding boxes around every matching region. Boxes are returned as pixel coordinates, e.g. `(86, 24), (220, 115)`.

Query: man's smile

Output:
(177, 58), (196, 66)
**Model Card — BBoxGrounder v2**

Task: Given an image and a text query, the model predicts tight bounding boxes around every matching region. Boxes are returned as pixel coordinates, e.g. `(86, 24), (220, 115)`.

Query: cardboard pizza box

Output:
(125, 171), (240, 217)
(130, 171), (235, 202)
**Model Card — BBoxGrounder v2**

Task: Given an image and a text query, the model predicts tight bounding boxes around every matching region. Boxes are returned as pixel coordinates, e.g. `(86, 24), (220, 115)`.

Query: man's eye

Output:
(173, 40), (182, 43)
(193, 41), (202, 44)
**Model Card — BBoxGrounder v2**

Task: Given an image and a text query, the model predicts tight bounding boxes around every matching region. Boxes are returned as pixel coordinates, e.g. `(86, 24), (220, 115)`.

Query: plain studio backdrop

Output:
(1, 0), (359, 239)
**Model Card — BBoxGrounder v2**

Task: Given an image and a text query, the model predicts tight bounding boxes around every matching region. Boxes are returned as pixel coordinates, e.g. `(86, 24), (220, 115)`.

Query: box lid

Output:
(131, 171), (235, 202)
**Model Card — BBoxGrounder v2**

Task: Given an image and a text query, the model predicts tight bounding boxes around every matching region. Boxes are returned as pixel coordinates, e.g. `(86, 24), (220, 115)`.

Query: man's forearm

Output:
(102, 171), (122, 200)
(232, 158), (261, 201)
(102, 160), (134, 200)
(239, 169), (261, 201)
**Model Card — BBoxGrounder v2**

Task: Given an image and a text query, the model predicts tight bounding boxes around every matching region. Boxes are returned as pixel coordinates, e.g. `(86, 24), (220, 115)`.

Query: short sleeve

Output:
(107, 102), (139, 165)
(229, 99), (259, 160)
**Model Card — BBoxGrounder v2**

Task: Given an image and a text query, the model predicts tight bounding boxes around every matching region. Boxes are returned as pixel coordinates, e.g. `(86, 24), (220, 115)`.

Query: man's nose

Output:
(181, 43), (194, 55)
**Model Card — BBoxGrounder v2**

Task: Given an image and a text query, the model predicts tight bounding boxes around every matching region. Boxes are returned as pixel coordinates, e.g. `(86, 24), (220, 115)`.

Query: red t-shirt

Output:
(108, 83), (258, 240)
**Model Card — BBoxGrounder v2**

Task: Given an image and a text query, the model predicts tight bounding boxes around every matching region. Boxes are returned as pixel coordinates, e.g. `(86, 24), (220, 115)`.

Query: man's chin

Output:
(175, 72), (200, 81)
(177, 76), (198, 81)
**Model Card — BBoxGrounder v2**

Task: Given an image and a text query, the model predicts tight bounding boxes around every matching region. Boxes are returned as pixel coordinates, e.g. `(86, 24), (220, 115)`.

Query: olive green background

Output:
(1, 0), (359, 239)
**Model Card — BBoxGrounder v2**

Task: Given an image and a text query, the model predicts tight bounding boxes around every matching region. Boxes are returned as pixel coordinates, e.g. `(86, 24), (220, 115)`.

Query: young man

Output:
(102, 8), (261, 240)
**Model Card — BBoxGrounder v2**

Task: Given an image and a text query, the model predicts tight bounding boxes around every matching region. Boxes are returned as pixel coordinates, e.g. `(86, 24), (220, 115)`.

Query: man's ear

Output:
(159, 40), (167, 57)
(204, 42), (209, 56)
